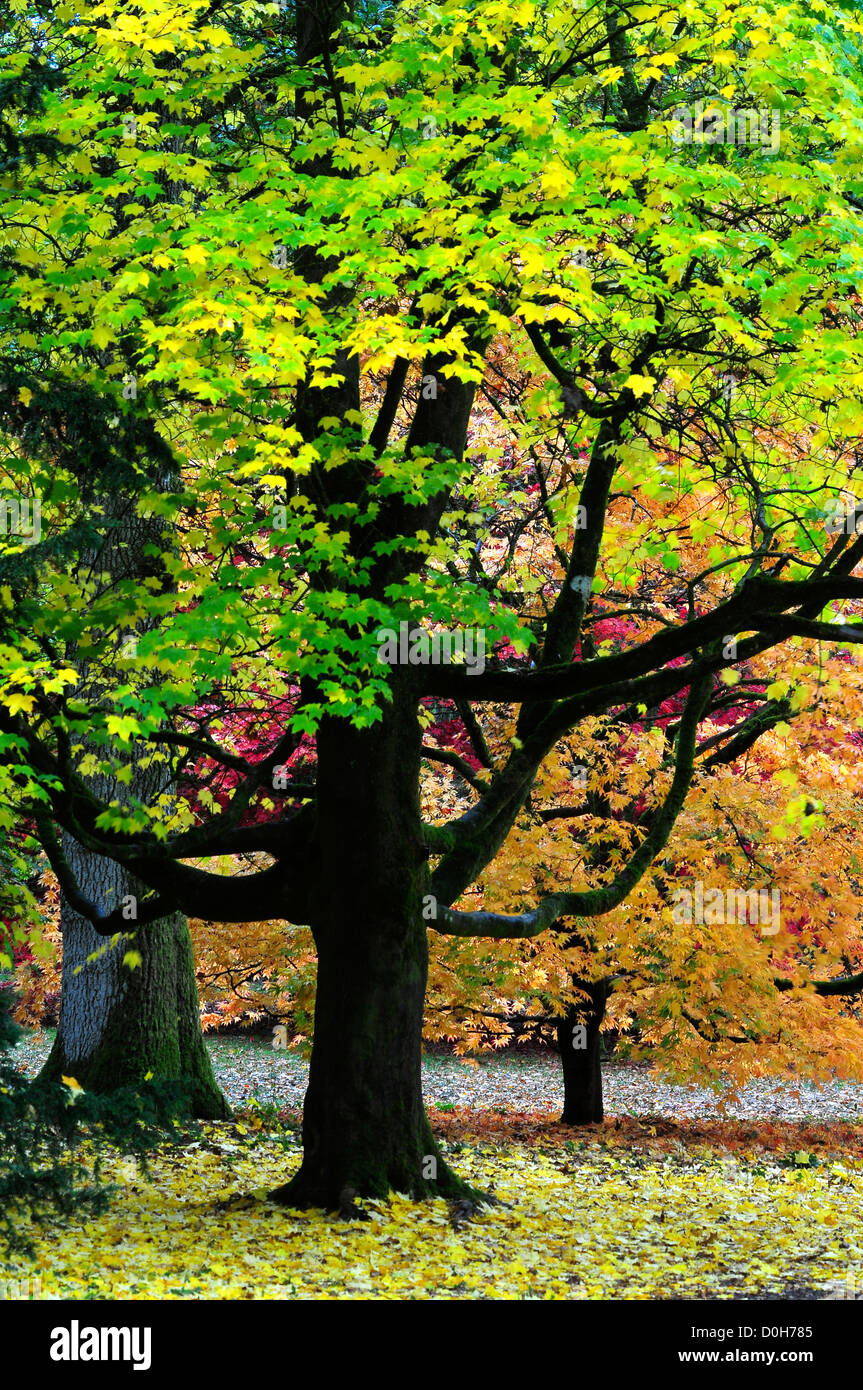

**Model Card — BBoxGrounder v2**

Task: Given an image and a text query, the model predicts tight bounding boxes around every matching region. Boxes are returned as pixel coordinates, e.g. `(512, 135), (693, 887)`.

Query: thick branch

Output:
(774, 971), (863, 998)
(417, 575), (863, 702)
(430, 672), (711, 938)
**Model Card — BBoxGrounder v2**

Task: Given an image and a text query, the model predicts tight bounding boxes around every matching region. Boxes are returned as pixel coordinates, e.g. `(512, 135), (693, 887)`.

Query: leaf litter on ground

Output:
(5, 1032), (863, 1300)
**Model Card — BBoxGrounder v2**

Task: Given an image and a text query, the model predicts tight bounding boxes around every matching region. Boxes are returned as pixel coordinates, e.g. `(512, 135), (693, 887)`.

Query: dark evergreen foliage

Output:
(0, 984), (195, 1259)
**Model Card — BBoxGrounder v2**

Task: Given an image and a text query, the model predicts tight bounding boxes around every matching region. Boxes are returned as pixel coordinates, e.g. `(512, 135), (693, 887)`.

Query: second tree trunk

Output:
(557, 978), (610, 1125)
(39, 834), (228, 1120)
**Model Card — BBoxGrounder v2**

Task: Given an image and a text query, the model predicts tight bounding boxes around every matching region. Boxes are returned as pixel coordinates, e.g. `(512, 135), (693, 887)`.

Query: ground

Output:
(4, 1032), (863, 1300)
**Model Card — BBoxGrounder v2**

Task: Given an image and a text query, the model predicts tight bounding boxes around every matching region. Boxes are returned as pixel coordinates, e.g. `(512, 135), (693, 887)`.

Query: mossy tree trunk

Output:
(270, 678), (476, 1209)
(38, 834), (228, 1119)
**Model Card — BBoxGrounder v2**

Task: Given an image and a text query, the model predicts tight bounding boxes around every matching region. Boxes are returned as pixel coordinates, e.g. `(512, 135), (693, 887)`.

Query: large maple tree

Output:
(3, 0), (863, 1207)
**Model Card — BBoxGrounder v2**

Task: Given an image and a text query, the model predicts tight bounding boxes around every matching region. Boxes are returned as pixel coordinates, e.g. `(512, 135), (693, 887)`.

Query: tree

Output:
(420, 472), (863, 1123)
(0, 2), (229, 1116)
(424, 633), (863, 1123)
(3, 0), (863, 1208)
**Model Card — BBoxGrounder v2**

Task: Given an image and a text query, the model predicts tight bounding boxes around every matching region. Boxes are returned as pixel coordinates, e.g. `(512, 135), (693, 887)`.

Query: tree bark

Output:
(38, 837), (228, 1119)
(557, 978), (610, 1125)
(270, 676), (478, 1208)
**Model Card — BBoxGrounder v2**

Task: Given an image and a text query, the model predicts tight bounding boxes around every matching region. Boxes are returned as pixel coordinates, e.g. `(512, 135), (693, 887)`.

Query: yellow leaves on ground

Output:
(7, 1127), (863, 1300)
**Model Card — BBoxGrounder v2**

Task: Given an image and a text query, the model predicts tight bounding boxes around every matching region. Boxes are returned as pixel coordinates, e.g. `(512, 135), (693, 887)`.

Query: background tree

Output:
(421, 466), (863, 1122)
(0, 1), (235, 1115)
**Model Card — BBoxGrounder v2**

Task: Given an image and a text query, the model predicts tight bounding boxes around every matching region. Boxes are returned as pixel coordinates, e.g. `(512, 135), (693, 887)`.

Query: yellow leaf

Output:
(540, 161), (574, 199)
(624, 374), (657, 397)
(1, 692), (35, 715)
(122, 950), (143, 970)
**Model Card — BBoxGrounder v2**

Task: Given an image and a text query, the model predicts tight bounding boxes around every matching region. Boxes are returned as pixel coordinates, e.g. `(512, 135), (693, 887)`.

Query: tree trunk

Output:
(270, 677), (478, 1209)
(557, 978), (610, 1125)
(38, 836), (228, 1119)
